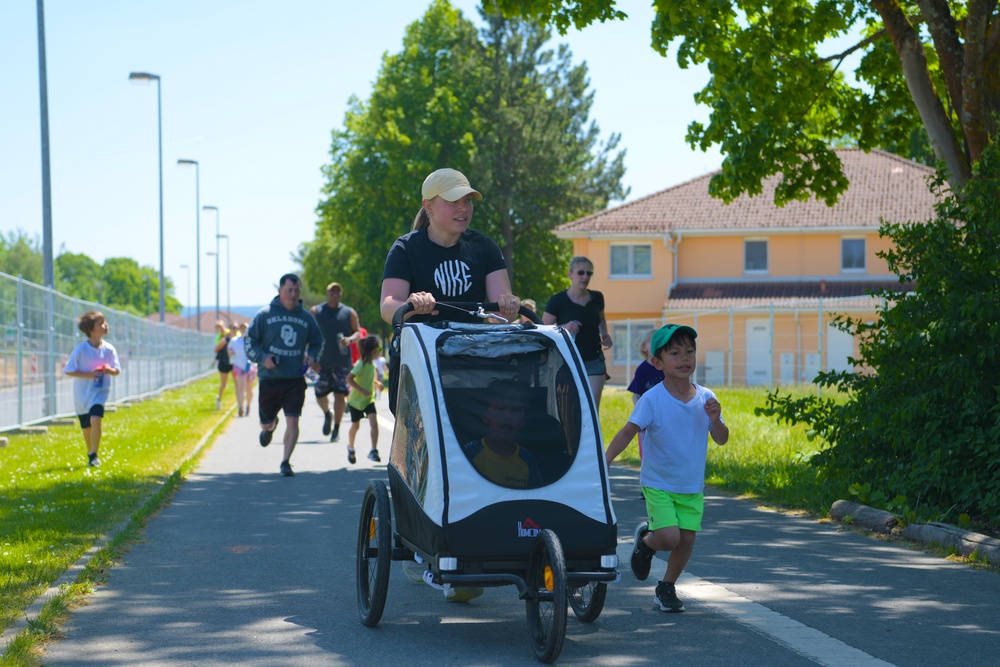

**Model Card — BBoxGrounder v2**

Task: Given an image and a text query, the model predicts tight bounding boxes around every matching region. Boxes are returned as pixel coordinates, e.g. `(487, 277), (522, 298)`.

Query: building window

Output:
(841, 238), (865, 271)
(744, 239), (768, 273)
(610, 245), (651, 278)
(611, 323), (656, 366)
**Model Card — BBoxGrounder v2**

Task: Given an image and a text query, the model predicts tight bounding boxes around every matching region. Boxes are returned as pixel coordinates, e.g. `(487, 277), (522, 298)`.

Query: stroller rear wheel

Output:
(357, 480), (391, 626)
(525, 529), (567, 663)
(569, 581), (607, 623)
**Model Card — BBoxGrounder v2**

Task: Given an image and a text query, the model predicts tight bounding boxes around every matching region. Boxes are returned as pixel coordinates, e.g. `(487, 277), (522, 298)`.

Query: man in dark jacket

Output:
(245, 274), (324, 477)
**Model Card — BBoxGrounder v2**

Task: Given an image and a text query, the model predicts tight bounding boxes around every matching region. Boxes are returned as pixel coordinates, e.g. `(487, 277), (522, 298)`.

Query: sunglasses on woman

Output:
(575, 270), (594, 276)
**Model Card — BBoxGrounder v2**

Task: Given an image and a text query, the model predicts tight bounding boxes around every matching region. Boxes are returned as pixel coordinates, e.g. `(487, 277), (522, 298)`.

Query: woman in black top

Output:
(543, 256), (613, 408)
(380, 168), (521, 324)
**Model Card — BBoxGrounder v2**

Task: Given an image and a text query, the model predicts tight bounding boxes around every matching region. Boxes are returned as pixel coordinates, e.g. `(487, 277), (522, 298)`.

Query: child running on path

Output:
(64, 310), (122, 467)
(605, 323), (729, 613)
(346, 335), (383, 464)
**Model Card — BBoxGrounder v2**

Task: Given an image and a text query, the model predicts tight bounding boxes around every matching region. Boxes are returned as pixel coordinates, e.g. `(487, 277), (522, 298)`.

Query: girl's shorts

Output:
(642, 487), (704, 532)
(583, 352), (607, 377)
(78, 404), (106, 429)
(349, 403), (376, 422)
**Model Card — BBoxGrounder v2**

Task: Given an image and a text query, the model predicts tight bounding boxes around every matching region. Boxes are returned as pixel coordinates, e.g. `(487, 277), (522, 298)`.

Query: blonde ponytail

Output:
(411, 206), (430, 231)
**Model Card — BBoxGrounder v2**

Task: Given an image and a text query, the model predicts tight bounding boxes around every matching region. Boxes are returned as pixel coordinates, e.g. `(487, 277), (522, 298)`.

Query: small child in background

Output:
(347, 335), (384, 464)
(64, 311), (122, 467)
(626, 329), (665, 458)
(372, 351), (388, 400)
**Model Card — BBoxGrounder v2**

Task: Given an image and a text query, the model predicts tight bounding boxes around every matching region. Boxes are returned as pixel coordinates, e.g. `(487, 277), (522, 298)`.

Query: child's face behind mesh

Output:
(483, 399), (526, 440)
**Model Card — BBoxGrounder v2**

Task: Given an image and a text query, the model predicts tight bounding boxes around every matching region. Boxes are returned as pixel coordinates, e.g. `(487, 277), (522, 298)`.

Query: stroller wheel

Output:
(569, 581), (607, 623)
(357, 480), (391, 626)
(525, 529), (567, 663)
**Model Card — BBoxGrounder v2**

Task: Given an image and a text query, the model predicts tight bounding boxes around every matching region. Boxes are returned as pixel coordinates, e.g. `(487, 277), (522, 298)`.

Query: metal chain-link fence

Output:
(0, 271), (217, 431)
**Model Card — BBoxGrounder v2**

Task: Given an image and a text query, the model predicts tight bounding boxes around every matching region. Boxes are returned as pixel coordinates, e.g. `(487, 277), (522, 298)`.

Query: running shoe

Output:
(631, 521), (654, 581)
(279, 460), (294, 477)
(322, 411), (333, 436)
(260, 417), (278, 447)
(445, 587), (484, 602)
(347, 448), (356, 464)
(367, 449), (381, 462)
(330, 423), (340, 442)
(654, 581), (685, 613)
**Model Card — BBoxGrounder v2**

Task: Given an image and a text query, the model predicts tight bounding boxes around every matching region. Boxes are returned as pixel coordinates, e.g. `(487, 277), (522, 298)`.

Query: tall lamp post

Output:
(37, 0), (56, 415)
(177, 159), (201, 330)
(217, 234), (230, 322)
(179, 263), (191, 328)
(206, 251), (218, 322)
(203, 205), (220, 320)
(128, 70), (165, 322)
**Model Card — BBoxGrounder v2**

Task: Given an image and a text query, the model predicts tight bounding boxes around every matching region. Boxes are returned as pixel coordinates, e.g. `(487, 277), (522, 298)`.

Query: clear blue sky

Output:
(0, 0), (721, 310)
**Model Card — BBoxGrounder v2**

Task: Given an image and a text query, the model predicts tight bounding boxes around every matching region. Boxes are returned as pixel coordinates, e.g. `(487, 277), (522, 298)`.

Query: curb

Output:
(830, 499), (1000, 563)
(0, 405), (235, 651)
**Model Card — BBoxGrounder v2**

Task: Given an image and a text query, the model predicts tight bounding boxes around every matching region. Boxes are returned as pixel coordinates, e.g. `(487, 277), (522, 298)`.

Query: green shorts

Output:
(642, 488), (704, 532)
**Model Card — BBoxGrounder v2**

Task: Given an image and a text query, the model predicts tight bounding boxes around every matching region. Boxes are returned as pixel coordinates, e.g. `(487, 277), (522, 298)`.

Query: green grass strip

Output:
(1, 376), (231, 663)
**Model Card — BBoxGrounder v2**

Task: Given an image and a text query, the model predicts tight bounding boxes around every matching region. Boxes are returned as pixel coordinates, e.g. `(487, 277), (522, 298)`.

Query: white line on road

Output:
(678, 572), (898, 667)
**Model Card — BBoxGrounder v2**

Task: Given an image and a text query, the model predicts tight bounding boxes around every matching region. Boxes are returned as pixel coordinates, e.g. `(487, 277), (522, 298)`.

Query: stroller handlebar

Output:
(392, 301), (543, 330)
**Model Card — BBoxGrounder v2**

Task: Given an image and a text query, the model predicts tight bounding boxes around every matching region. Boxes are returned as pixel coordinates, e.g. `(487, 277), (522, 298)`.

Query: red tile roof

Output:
(556, 149), (939, 235)
(664, 280), (912, 311)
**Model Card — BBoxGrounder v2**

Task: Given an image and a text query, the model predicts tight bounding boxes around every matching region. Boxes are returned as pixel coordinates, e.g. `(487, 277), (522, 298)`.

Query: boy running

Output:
(605, 323), (729, 612)
(64, 311), (122, 467)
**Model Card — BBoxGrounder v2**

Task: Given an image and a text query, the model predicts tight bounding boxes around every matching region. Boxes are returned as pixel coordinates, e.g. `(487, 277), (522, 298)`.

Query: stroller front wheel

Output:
(357, 480), (392, 626)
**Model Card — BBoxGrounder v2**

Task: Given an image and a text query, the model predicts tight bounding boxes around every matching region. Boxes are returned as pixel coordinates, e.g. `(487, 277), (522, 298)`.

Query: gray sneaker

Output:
(630, 522), (654, 581)
(654, 581), (685, 612)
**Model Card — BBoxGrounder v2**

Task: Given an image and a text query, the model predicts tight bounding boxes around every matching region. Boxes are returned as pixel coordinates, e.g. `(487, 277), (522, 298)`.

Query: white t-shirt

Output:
(628, 382), (723, 494)
(64, 339), (121, 415)
(373, 356), (388, 380)
(228, 335), (249, 371)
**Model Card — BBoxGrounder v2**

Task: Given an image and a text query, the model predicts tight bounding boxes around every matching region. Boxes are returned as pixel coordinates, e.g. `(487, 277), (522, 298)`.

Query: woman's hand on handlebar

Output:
(406, 291), (438, 317)
(495, 293), (521, 323)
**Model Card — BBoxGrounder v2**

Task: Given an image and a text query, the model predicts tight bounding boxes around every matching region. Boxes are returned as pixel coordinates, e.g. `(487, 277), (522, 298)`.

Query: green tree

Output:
(304, 0), (482, 330)
(0, 230), (43, 283)
(472, 12), (627, 303)
(757, 144), (1000, 522)
(489, 0), (999, 203)
(304, 0), (627, 329)
(55, 252), (102, 301)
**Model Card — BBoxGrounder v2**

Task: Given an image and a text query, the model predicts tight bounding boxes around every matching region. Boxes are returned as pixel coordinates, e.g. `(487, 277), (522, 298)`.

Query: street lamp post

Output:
(203, 205), (220, 320)
(217, 234), (230, 322)
(128, 71), (165, 322)
(177, 159), (201, 330)
(179, 263), (191, 328)
(206, 251), (218, 323)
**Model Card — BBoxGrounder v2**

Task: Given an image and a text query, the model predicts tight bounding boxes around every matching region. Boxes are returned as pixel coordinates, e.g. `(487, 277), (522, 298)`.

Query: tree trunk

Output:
(872, 0), (971, 189)
(962, 0), (997, 163)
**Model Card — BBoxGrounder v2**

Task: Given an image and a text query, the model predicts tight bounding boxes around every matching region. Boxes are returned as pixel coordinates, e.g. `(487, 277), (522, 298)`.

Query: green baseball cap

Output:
(651, 324), (697, 356)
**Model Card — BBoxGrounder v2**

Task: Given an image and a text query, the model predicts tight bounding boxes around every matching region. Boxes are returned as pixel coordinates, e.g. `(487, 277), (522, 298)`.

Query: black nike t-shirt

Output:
(382, 227), (507, 322)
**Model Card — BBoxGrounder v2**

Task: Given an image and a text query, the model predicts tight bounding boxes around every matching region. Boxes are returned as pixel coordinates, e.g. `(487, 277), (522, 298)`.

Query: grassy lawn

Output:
(601, 386), (843, 515)
(0, 376), (227, 638)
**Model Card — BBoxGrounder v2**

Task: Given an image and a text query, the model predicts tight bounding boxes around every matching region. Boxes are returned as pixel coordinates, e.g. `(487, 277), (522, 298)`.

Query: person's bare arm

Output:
(380, 278), (438, 324)
(605, 421), (640, 468)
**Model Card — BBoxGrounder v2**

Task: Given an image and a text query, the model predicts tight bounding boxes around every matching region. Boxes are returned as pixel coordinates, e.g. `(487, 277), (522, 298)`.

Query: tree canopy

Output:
(489, 0), (1000, 204)
(303, 0), (626, 330)
(0, 230), (180, 317)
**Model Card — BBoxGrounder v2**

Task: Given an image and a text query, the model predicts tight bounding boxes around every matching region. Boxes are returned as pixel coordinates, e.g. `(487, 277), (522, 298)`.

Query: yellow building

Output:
(551, 149), (939, 386)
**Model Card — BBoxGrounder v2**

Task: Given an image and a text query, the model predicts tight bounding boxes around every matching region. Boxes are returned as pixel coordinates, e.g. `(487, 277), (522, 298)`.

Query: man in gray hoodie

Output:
(245, 274), (324, 476)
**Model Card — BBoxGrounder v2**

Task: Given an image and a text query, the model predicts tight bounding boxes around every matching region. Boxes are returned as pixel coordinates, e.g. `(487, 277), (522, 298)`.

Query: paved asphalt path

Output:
(40, 391), (999, 666)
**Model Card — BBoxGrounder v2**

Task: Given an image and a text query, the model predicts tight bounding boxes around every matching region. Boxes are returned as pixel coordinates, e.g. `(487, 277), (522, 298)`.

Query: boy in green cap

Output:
(605, 323), (729, 612)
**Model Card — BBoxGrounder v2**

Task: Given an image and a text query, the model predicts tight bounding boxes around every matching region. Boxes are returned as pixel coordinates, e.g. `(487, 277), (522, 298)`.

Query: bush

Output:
(758, 144), (1000, 523)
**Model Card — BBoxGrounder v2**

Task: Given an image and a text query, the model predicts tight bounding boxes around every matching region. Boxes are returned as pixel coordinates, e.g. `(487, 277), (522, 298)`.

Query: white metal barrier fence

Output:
(0, 271), (217, 431)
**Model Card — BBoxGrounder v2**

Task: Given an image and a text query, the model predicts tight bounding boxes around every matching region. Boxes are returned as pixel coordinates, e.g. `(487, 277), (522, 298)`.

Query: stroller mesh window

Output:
(390, 364), (429, 503)
(437, 332), (581, 488)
